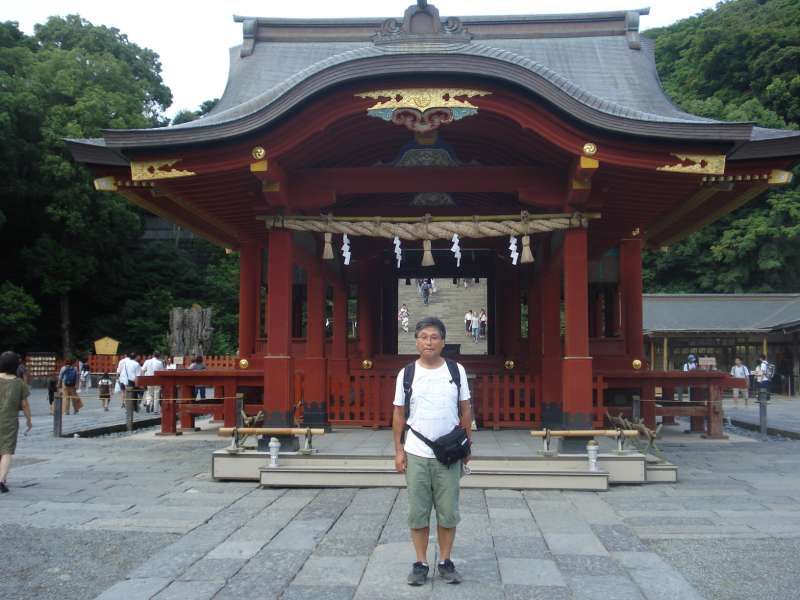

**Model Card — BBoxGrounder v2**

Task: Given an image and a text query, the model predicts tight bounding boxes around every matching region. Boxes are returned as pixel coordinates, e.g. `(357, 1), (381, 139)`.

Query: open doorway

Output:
(397, 277), (489, 356)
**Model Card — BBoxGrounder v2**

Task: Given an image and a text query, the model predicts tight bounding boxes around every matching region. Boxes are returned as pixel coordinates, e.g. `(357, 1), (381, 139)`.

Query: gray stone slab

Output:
(555, 554), (625, 576)
(492, 535), (550, 559)
(591, 525), (650, 552)
(316, 535), (378, 557)
(490, 518), (542, 537)
(207, 540), (266, 560)
(544, 533), (609, 556)
(95, 578), (171, 600)
(177, 558), (246, 582)
(153, 579), (225, 599)
(504, 585), (576, 600)
(498, 558), (566, 586)
(283, 585), (357, 600)
(568, 575), (645, 600)
(267, 517), (334, 550)
(293, 555), (369, 586)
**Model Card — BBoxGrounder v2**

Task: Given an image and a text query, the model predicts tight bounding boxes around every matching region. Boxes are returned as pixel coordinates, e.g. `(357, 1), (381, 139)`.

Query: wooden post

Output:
(540, 243), (562, 427)
(561, 228), (593, 429)
(527, 271), (542, 375)
(304, 265), (329, 427)
(330, 283), (349, 377)
(662, 336), (669, 370)
(620, 238), (644, 360)
(501, 262), (520, 356)
(358, 261), (374, 358)
(611, 286), (622, 337)
(237, 241), (259, 359)
(263, 229), (296, 439)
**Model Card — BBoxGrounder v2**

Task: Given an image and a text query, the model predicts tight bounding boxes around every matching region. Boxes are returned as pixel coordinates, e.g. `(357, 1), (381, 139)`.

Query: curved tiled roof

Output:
(78, 5), (799, 157)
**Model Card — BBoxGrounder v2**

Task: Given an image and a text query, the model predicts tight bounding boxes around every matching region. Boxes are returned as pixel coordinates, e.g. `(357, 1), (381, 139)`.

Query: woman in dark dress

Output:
(0, 351), (33, 493)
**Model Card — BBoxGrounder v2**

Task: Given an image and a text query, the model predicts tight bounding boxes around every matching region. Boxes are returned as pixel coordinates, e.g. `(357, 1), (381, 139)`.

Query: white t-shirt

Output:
(730, 364), (749, 379)
(119, 358), (142, 385)
(142, 357), (165, 377)
(393, 360), (471, 459)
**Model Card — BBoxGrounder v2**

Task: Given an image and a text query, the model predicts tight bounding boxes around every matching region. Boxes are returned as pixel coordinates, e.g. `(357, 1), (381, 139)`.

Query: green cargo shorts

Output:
(405, 452), (461, 529)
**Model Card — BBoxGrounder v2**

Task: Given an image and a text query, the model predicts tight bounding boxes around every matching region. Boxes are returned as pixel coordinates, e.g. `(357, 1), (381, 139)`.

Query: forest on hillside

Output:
(0, 0), (798, 357)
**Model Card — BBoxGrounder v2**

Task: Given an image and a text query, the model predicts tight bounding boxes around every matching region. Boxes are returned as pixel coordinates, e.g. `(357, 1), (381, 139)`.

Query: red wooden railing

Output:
(472, 373), (540, 429)
(327, 372), (395, 427)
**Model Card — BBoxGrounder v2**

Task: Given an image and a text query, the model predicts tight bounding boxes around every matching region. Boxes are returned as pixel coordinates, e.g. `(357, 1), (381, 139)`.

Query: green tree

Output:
(0, 281), (41, 348)
(0, 17), (171, 356)
(643, 0), (800, 293)
(171, 98), (219, 125)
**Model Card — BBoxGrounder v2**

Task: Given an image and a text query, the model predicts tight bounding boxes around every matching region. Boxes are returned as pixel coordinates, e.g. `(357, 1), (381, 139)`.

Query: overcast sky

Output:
(6, 1), (721, 118)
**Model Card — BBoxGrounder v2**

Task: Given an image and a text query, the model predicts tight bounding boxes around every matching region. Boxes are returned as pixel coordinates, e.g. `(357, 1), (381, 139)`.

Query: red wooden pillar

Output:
(561, 228), (593, 429)
(620, 238), (644, 361)
(303, 265), (328, 427)
(330, 283), (349, 377)
(238, 241), (259, 359)
(500, 264), (520, 356)
(263, 230), (295, 432)
(540, 244), (562, 427)
(611, 286), (622, 337)
(357, 261), (374, 358)
(527, 272), (542, 373)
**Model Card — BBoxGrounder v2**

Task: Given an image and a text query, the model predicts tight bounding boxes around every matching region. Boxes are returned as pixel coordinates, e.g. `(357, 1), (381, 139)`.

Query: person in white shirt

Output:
(464, 310), (472, 335)
(141, 351), (165, 413)
(118, 353), (142, 412)
(392, 316), (472, 586)
(730, 357), (750, 405)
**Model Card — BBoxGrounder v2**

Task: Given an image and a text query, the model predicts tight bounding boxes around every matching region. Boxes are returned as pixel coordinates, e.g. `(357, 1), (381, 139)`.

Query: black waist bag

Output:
(409, 425), (471, 467)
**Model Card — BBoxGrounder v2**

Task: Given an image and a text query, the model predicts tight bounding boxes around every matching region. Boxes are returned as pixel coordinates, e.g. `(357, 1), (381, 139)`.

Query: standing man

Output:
(392, 316), (472, 586)
(142, 352), (165, 413)
(754, 354), (772, 397)
(730, 357), (750, 406)
(58, 359), (81, 415)
(118, 352), (142, 412)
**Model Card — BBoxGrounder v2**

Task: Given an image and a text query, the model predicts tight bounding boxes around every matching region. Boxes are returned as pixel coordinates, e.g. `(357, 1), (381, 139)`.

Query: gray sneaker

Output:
(438, 559), (462, 584)
(407, 562), (429, 586)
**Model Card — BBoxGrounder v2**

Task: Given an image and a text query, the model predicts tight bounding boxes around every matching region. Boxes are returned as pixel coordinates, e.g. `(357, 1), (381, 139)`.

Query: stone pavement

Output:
(24, 388), (161, 439)
(723, 394), (800, 437)
(2, 395), (800, 599)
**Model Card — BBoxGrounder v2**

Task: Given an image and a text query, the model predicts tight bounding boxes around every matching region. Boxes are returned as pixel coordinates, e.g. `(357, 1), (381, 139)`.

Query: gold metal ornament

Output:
(632, 359), (642, 370)
(251, 146), (266, 160)
(130, 159), (196, 181)
(361, 359), (373, 370)
(657, 154), (725, 175)
(582, 142), (598, 156)
(238, 359), (250, 370)
(504, 360), (515, 370)
(356, 88), (490, 112)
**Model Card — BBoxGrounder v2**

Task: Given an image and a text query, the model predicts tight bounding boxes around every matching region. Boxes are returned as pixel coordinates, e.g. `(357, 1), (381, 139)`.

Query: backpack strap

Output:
(402, 361), (415, 422)
(444, 358), (463, 417)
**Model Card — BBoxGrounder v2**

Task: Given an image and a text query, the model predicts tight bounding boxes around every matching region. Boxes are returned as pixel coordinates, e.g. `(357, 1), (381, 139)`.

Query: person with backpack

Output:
(392, 316), (472, 586)
(754, 354), (774, 396)
(58, 358), (81, 415)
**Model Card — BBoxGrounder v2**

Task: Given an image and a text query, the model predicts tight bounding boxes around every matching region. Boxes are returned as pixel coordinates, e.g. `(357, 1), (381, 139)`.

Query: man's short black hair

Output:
(0, 351), (20, 375)
(414, 316), (446, 340)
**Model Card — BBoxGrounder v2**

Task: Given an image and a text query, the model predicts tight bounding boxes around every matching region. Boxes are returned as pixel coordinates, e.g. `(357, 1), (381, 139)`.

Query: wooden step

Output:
(259, 463), (608, 490)
(212, 450), (650, 485)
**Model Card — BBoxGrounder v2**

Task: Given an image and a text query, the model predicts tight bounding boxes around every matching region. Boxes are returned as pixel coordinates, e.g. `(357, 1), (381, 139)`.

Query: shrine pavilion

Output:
(68, 2), (800, 439)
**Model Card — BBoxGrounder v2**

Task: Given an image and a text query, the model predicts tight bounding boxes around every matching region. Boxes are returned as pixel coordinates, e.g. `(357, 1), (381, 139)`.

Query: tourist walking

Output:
(464, 310), (473, 335)
(79, 360), (91, 392)
(471, 310), (480, 342)
(58, 358), (82, 415)
(479, 308), (487, 339)
(421, 280), (431, 306)
(189, 355), (207, 400)
(0, 351), (33, 493)
(754, 354), (773, 397)
(398, 304), (410, 333)
(392, 317), (472, 586)
(97, 372), (112, 411)
(117, 352), (142, 412)
(142, 352), (165, 413)
(730, 357), (750, 405)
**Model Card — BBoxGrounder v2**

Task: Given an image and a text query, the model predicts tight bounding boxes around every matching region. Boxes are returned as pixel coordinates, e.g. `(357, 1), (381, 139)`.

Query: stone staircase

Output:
(397, 278), (489, 355)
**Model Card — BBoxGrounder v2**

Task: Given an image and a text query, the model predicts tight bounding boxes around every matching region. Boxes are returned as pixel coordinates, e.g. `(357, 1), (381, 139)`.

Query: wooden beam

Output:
(565, 156), (599, 208)
(291, 166), (558, 195)
(643, 187), (718, 242)
(659, 183), (769, 246)
(250, 158), (289, 207)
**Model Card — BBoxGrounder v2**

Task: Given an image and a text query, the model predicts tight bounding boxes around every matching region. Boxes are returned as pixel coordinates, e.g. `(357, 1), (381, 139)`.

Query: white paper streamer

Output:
(450, 233), (461, 267)
(393, 236), (402, 268)
(341, 234), (351, 265)
(509, 235), (519, 265)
